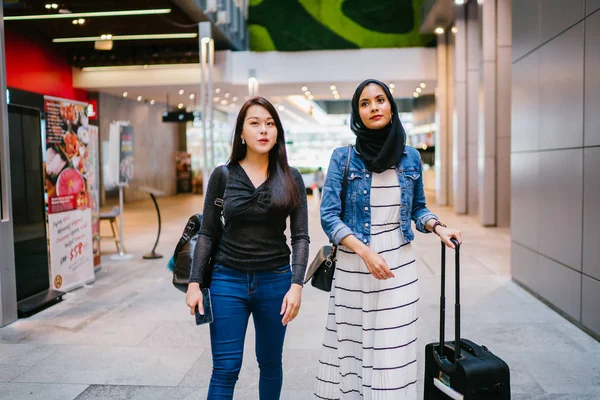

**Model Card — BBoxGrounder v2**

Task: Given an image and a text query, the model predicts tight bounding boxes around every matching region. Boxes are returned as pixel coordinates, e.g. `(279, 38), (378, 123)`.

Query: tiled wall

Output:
(511, 1), (600, 338)
(98, 93), (179, 203)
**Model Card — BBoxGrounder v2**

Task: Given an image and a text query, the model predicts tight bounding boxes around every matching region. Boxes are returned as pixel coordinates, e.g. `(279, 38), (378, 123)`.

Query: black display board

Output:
(8, 104), (51, 302)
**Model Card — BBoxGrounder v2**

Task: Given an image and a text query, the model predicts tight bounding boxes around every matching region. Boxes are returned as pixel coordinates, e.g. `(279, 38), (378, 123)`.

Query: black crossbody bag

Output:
(305, 146), (352, 292)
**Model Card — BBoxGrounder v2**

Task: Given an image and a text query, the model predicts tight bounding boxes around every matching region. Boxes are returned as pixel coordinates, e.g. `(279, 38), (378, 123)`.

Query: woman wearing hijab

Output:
(315, 80), (462, 399)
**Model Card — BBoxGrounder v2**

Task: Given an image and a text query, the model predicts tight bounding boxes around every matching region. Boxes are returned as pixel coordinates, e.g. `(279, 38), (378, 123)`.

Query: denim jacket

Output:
(320, 145), (438, 246)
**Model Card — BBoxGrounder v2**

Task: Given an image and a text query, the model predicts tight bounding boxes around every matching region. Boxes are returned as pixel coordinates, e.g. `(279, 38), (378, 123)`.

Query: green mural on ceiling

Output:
(248, 0), (435, 52)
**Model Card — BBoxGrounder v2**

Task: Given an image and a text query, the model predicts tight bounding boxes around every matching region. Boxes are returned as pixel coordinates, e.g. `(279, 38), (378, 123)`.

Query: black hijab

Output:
(350, 79), (406, 173)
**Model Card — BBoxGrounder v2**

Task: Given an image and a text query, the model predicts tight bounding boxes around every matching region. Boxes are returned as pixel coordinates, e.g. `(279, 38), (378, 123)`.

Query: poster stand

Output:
(109, 182), (133, 261)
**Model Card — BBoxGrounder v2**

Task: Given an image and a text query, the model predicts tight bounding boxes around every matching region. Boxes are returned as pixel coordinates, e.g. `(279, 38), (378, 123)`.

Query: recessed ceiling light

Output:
(150, 100), (155, 105)
(78, 19), (85, 24)
(6, 8), (172, 21)
(45, 4), (52, 9)
(221, 100), (228, 106)
(305, 91), (311, 96)
(215, 88), (221, 93)
(72, 19), (78, 24)
(301, 86), (308, 92)
(224, 93), (230, 98)
(452, 27), (458, 34)
(389, 83), (395, 89)
(413, 92), (419, 98)
(416, 87), (422, 93)
(308, 95), (314, 100)
(330, 85), (336, 91)
(232, 96), (238, 102)
(334, 94), (340, 99)
(435, 27), (444, 35)
(137, 96), (142, 101)
(189, 94), (195, 99)
(214, 97), (220, 102)
(179, 89), (184, 95)
(53, 33), (197, 43)
(420, 82), (426, 88)
(122, 91), (128, 97)
(455, 0), (465, 4)
(178, 103), (184, 109)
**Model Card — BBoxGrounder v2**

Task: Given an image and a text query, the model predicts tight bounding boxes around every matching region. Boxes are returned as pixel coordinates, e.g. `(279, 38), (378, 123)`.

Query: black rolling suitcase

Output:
(424, 239), (510, 399)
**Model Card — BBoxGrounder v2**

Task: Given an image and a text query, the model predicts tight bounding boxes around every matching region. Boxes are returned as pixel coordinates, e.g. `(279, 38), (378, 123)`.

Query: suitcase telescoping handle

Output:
(434, 238), (461, 373)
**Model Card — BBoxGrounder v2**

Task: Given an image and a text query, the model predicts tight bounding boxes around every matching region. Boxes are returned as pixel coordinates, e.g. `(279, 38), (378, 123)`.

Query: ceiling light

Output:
(301, 86), (308, 92)
(334, 94), (340, 100)
(332, 90), (338, 95)
(178, 103), (184, 109)
(137, 96), (142, 101)
(435, 27), (444, 35)
(179, 89), (184, 95)
(5, 8), (172, 21)
(53, 32), (197, 43)
(420, 82), (426, 88)
(305, 91), (311, 96)
(150, 100), (155, 105)
(416, 87), (422, 93)
(330, 85), (337, 91)
(72, 19), (78, 24)
(452, 27), (458, 34)
(413, 92), (419, 98)
(455, 0), (465, 4)
(189, 94), (195, 100)
(45, 4), (52, 9)
(224, 93), (230, 98)
(308, 95), (314, 100)
(78, 19), (85, 24)
(122, 91), (128, 97)
(232, 96), (238, 102)
(215, 88), (221, 94)
(389, 83), (395, 89)
(214, 97), (220, 102)
(220, 100), (228, 106)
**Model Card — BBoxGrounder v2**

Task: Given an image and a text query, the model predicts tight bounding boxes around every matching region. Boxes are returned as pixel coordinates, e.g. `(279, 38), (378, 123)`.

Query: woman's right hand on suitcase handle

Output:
(360, 250), (395, 280)
(186, 282), (204, 315)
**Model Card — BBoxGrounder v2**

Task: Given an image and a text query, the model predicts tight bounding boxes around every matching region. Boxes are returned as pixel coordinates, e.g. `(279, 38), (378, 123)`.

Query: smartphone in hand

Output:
(195, 288), (214, 325)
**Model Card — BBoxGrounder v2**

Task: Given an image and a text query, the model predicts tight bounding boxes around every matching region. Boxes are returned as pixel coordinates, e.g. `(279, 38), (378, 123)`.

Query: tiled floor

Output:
(0, 193), (598, 400)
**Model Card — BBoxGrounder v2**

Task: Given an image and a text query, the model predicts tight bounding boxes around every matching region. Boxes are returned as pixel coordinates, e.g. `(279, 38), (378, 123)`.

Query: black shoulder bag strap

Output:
(213, 165), (229, 234)
(330, 146), (352, 259)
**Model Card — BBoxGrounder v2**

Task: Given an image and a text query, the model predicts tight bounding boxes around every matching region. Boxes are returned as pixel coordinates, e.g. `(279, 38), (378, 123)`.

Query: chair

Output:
(99, 206), (124, 253)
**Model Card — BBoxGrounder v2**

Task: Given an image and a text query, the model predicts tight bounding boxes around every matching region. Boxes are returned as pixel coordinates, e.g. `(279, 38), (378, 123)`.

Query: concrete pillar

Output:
(467, 0), (480, 215)
(435, 32), (450, 206)
(453, 7), (468, 214)
(0, 4), (18, 327)
(478, 0), (512, 226)
(447, 29), (456, 208)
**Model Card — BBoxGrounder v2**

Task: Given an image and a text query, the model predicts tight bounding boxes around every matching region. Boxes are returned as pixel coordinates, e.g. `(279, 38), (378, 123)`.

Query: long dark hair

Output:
(229, 97), (300, 212)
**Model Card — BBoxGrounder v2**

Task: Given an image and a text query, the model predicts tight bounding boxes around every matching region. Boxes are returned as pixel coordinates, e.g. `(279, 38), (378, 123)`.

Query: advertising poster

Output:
(87, 125), (101, 268)
(119, 125), (134, 183)
(48, 209), (95, 292)
(44, 97), (91, 214)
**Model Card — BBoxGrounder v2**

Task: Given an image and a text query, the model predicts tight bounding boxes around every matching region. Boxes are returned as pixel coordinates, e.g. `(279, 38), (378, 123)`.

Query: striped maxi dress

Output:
(315, 168), (419, 400)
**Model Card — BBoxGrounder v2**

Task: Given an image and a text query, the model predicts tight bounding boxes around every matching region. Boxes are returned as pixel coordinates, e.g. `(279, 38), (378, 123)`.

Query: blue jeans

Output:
(207, 263), (292, 400)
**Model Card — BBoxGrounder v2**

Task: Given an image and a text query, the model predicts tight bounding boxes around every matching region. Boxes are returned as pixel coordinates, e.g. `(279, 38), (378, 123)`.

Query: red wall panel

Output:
(5, 30), (87, 102)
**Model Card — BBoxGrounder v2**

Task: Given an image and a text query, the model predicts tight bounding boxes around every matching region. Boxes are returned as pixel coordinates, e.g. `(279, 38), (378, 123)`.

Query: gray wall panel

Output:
(513, 0), (540, 61)
(587, 0), (600, 15)
(538, 254), (582, 321)
(538, 150), (583, 270)
(540, 0), (585, 43)
(511, 152), (539, 250)
(511, 242), (540, 294)
(585, 11), (600, 146)
(582, 275), (600, 336)
(583, 147), (600, 281)
(539, 23), (585, 150)
(511, 53), (539, 152)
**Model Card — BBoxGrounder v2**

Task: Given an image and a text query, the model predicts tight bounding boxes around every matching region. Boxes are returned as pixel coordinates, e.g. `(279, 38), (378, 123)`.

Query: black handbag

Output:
(169, 165), (229, 293)
(305, 146), (352, 292)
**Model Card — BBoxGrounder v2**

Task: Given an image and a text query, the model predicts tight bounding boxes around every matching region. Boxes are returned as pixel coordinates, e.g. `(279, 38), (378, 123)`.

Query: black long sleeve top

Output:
(189, 163), (310, 286)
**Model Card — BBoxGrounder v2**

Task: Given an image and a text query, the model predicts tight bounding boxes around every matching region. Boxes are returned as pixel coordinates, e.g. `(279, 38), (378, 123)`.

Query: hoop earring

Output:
(241, 138), (245, 144)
